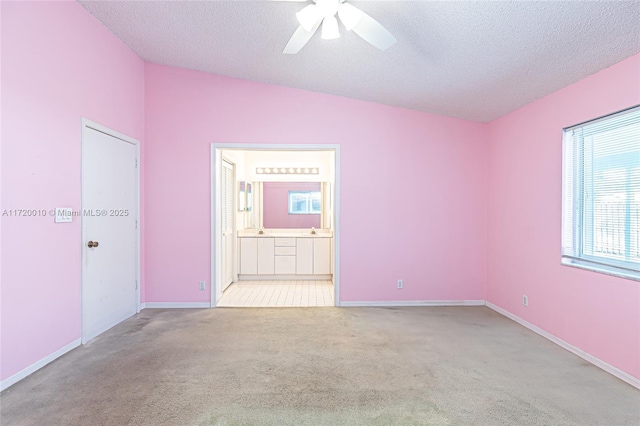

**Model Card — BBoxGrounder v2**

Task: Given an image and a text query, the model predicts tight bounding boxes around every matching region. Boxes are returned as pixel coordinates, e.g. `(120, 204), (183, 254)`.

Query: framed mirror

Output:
(238, 181), (246, 211)
(246, 183), (252, 212)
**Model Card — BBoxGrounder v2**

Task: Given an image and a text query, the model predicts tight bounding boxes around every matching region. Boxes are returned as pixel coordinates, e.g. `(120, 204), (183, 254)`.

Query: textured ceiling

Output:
(79, 1), (640, 122)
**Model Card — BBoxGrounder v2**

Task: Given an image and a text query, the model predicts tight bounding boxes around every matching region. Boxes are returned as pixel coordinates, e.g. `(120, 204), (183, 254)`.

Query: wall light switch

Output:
(55, 208), (73, 223)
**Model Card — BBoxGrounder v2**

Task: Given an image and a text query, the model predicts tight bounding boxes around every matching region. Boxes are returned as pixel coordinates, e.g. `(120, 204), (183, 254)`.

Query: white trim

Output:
(211, 145), (220, 307)
(561, 258), (640, 282)
(139, 302), (146, 310)
(143, 302), (210, 309)
(81, 118), (141, 344)
(485, 302), (640, 390)
(0, 338), (81, 391)
(340, 300), (486, 307)
(333, 147), (340, 307)
(210, 144), (341, 308)
(220, 157), (236, 295)
(238, 274), (333, 281)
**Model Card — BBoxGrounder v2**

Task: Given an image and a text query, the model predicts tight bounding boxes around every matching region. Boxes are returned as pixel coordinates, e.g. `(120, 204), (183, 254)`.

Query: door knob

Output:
(88, 241), (99, 248)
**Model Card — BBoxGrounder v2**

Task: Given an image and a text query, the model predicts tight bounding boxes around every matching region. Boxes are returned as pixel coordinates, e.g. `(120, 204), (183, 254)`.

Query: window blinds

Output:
(562, 106), (640, 273)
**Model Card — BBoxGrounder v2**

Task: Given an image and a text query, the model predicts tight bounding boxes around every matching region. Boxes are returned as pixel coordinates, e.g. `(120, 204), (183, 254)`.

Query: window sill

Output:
(561, 258), (640, 282)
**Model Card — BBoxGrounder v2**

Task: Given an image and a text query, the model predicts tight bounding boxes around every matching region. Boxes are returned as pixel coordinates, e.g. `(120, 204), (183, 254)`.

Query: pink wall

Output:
(487, 53), (640, 380)
(144, 63), (488, 303)
(263, 182), (321, 229)
(0, 2), (144, 382)
(6, 0), (635, 390)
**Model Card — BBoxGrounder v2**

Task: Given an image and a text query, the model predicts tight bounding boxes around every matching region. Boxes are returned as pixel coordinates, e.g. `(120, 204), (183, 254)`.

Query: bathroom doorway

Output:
(210, 144), (340, 308)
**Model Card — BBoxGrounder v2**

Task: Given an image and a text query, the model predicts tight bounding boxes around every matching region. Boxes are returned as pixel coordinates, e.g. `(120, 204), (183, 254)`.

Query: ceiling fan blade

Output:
(337, 3), (362, 31)
(352, 11), (396, 51)
(283, 21), (321, 54)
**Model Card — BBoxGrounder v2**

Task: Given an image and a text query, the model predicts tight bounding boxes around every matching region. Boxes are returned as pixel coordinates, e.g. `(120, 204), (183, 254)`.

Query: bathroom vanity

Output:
(238, 231), (332, 279)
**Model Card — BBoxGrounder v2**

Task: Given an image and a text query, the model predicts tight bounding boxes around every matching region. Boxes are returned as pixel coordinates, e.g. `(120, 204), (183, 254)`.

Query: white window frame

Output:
(561, 105), (640, 281)
(288, 190), (321, 215)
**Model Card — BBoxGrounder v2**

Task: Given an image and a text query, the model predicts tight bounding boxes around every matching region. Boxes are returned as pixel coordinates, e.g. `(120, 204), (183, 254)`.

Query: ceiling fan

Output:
(278, 0), (397, 54)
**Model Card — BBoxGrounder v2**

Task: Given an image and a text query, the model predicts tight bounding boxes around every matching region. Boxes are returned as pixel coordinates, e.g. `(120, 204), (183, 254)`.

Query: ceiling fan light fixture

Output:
(337, 3), (362, 31)
(296, 4), (321, 32)
(321, 16), (340, 40)
(284, 0), (395, 54)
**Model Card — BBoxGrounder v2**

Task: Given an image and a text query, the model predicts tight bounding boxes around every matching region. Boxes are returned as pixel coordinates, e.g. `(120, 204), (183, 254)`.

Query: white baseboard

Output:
(485, 302), (640, 390)
(339, 300), (486, 307)
(238, 274), (332, 281)
(139, 302), (146, 310)
(0, 338), (81, 392)
(143, 302), (210, 309)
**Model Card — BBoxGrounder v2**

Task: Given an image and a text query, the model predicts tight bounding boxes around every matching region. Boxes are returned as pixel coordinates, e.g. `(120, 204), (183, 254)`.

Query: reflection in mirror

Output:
(238, 181), (245, 211)
(246, 183), (252, 212)
(243, 181), (332, 230)
(263, 182), (321, 229)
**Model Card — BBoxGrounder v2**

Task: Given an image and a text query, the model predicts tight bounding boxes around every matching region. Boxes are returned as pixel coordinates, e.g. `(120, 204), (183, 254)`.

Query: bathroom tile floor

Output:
(217, 280), (334, 307)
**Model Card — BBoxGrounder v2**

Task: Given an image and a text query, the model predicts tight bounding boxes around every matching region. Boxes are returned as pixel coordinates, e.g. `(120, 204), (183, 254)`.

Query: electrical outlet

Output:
(397, 279), (403, 289)
(522, 294), (528, 306)
(199, 281), (206, 291)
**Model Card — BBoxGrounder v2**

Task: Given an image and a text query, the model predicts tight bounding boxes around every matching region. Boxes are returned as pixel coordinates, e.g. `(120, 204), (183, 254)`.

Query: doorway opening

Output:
(210, 144), (340, 307)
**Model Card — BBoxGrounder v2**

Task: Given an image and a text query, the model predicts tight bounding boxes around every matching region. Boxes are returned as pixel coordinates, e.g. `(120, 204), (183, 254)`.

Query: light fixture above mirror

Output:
(256, 167), (319, 175)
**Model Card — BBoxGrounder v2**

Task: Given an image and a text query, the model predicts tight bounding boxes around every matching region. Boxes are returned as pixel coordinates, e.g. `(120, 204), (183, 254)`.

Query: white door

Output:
(82, 122), (138, 344)
(221, 160), (234, 292)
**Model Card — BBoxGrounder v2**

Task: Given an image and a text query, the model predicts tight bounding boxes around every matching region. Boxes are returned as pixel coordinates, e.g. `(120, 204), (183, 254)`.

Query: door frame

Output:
(220, 157), (237, 292)
(210, 144), (341, 307)
(81, 118), (141, 344)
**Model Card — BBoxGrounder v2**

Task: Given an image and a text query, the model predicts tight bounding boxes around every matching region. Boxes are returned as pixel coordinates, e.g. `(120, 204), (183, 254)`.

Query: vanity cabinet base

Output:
(238, 274), (333, 281)
(239, 236), (332, 277)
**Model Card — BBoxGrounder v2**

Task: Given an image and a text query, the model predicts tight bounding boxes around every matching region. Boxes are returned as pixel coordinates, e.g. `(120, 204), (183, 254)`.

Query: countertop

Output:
(238, 230), (332, 238)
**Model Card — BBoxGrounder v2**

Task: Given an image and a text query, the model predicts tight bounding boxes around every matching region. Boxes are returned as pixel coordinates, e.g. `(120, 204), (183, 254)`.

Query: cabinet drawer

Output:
(274, 238), (296, 247)
(275, 256), (296, 274)
(275, 246), (296, 256)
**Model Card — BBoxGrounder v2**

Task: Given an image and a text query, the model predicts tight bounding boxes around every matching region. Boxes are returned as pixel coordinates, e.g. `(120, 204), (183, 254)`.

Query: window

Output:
(288, 191), (321, 215)
(562, 105), (640, 279)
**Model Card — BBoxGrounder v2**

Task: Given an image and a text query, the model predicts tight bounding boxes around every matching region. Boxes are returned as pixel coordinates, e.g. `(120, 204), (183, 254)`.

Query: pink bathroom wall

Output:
(487, 53), (640, 380)
(144, 63), (488, 303)
(263, 182), (321, 229)
(0, 2), (144, 382)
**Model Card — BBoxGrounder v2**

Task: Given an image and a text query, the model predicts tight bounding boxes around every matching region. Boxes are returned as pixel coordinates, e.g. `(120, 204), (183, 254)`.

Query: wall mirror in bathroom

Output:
(246, 183), (252, 211)
(245, 181), (332, 230)
(238, 181), (246, 211)
(238, 181), (253, 212)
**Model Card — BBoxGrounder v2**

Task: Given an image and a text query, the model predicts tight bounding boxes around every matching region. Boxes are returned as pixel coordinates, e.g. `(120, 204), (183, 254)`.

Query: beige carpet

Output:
(1, 306), (639, 425)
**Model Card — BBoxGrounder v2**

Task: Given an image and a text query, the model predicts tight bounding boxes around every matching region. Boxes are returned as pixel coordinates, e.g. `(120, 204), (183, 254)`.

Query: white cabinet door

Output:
(257, 238), (275, 274)
(240, 238), (258, 274)
(296, 238), (313, 274)
(313, 238), (331, 275)
(275, 256), (296, 274)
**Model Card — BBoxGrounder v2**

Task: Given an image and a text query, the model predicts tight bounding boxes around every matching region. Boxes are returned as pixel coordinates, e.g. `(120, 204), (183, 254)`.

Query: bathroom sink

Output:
(239, 230), (332, 238)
